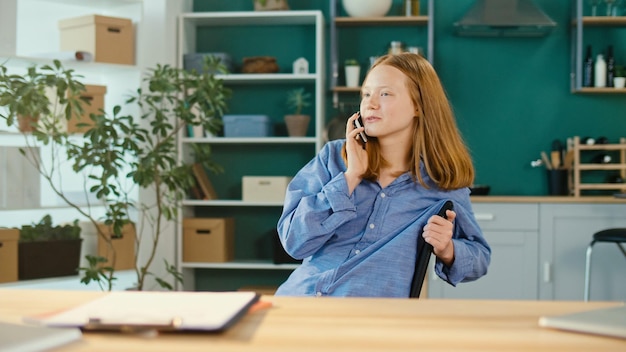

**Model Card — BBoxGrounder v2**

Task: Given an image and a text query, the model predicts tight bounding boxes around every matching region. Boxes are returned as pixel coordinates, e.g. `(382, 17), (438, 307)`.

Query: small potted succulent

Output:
(284, 87), (311, 137)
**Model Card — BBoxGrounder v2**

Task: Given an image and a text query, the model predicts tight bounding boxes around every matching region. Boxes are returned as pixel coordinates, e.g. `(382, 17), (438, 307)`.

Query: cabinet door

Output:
(539, 203), (626, 301)
(428, 203), (539, 300)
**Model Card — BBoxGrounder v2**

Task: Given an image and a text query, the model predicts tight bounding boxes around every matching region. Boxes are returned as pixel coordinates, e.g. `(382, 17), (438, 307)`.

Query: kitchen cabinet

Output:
(538, 203), (626, 301)
(428, 203), (540, 300)
(328, 0), (434, 107)
(429, 200), (626, 302)
(176, 10), (324, 291)
(571, 0), (626, 93)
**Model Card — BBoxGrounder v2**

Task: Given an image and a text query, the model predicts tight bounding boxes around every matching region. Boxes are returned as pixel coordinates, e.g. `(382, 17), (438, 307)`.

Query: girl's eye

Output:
(381, 92), (390, 96)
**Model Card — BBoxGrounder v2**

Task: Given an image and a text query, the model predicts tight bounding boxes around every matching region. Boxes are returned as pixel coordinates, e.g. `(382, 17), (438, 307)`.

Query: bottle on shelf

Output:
(591, 153), (612, 164)
(594, 53), (607, 88)
(583, 45), (594, 87)
(607, 45), (615, 88)
(404, 0), (419, 16)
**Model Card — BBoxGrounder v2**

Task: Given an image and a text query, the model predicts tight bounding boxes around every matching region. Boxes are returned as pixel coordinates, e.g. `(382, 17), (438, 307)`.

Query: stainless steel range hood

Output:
(454, 0), (556, 37)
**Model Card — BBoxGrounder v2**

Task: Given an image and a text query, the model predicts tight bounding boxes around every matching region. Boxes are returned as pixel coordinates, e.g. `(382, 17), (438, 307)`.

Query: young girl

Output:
(275, 53), (490, 297)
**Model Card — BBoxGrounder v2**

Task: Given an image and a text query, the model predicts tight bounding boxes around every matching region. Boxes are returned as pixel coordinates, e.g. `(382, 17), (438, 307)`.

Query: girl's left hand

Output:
(422, 210), (456, 266)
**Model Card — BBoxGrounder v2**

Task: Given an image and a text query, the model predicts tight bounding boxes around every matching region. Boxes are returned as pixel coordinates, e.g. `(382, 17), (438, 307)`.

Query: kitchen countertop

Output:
(470, 196), (626, 203)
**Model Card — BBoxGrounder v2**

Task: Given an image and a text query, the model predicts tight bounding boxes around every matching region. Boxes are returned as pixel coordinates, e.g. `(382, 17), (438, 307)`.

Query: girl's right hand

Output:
(344, 112), (368, 193)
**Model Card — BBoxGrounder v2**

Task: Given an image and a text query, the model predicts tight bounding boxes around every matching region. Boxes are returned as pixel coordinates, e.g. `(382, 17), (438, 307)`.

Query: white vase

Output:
(341, 0), (392, 17)
(613, 77), (626, 88)
(345, 65), (361, 87)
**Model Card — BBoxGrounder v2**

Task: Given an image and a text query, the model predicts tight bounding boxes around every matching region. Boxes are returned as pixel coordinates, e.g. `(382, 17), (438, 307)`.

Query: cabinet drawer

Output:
(471, 203), (539, 231)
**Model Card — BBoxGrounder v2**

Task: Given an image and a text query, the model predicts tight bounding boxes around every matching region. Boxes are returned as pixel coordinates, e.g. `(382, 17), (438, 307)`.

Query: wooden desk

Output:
(0, 289), (623, 351)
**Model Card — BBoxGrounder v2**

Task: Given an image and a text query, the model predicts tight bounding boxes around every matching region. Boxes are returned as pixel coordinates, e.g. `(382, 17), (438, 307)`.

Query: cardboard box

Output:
(183, 218), (234, 263)
(223, 115), (272, 137)
(242, 176), (291, 202)
(59, 15), (135, 65)
(67, 84), (106, 133)
(96, 223), (136, 271)
(0, 229), (19, 283)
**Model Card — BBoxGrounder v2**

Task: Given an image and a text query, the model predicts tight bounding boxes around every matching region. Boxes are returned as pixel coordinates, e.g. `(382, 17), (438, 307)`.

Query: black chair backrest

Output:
(410, 200), (453, 298)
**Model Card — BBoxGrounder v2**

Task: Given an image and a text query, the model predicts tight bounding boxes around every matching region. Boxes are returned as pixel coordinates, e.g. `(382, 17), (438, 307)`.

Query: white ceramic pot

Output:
(613, 77), (626, 89)
(341, 0), (392, 18)
(345, 65), (361, 87)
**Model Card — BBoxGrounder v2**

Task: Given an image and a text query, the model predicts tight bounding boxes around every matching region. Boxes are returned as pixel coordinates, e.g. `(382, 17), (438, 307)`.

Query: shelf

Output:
(216, 73), (318, 84)
(574, 87), (626, 94)
(0, 56), (139, 74)
(574, 16), (626, 26)
(329, 0), (434, 107)
(570, 1), (626, 92)
(37, 0), (142, 7)
(180, 260), (299, 270)
(578, 164), (626, 170)
(181, 11), (321, 26)
(335, 16), (429, 26)
(181, 137), (316, 144)
(577, 144), (626, 151)
(332, 86), (361, 93)
(177, 9), (324, 291)
(578, 184), (626, 190)
(182, 199), (284, 207)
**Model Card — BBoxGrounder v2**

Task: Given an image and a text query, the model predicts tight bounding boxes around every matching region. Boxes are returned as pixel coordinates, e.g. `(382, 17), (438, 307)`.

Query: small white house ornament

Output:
(293, 57), (309, 74)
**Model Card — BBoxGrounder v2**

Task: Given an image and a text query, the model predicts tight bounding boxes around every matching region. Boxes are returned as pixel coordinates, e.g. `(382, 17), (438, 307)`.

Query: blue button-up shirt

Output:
(275, 140), (491, 297)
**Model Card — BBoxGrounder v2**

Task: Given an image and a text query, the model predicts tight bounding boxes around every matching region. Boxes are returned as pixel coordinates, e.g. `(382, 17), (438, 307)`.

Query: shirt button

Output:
(355, 249), (361, 254)
(381, 193), (386, 198)
(316, 291), (322, 297)
(369, 223), (375, 229)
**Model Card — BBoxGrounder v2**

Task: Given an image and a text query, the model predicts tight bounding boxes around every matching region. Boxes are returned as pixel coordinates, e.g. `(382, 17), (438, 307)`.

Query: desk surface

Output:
(0, 289), (624, 351)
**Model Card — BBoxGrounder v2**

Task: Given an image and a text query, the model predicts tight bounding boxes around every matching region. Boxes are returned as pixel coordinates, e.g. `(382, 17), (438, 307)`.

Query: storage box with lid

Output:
(183, 218), (234, 262)
(67, 84), (107, 133)
(223, 115), (272, 137)
(58, 15), (135, 65)
(0, 229), (19, 283)
(183, 52), (233, 73)
(242, 176), (291, 202)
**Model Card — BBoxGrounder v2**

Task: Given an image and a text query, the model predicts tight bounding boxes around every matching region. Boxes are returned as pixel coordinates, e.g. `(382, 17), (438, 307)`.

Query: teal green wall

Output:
(192, 0), (626, 196)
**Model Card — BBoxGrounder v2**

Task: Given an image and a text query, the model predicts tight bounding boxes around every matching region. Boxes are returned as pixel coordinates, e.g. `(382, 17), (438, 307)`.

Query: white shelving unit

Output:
(176, 10), (324, 290)
(0, 0), (143, 227)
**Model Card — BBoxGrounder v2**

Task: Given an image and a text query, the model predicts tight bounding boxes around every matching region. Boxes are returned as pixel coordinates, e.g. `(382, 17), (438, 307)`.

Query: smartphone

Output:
(353, 112), (368, 147)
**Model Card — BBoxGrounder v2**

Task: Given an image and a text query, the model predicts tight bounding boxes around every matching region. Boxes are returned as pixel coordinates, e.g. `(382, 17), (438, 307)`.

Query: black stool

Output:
(584, 228), (626, 301)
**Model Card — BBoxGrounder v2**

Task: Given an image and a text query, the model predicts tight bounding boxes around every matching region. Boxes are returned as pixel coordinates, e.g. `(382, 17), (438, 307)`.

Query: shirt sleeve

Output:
(277, 141), (358, 259)
(433, 199), (491, 286)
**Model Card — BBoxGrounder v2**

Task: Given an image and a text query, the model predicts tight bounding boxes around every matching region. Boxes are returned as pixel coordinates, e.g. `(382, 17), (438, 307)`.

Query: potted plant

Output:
(614, 65), (626, 88)
(0, 56), (231, 291)
(284, 87), (311, 137)
(18, 215), (82, 280)
(344, 58), (361, 87)
(253, 0), (289, 11)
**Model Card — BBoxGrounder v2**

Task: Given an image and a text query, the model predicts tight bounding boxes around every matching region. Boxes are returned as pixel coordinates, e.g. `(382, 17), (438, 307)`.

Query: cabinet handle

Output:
(543, 262), (551, 283)
(474, 213), (495, 221)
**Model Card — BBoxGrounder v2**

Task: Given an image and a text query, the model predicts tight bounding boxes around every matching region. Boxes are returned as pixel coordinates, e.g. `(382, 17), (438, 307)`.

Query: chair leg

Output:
(584, 243), (594, 302)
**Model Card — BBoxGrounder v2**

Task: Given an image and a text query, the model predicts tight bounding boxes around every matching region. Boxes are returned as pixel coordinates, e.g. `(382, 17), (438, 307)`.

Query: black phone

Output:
(353, 112), (368, 146)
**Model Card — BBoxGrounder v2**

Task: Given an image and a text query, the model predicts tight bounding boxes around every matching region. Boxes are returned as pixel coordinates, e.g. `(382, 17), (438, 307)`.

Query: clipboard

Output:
(24, 291), (261, 333)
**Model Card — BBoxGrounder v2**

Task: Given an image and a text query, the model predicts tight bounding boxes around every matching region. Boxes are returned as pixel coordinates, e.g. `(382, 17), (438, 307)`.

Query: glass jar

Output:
(388, 41), (404, 55)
